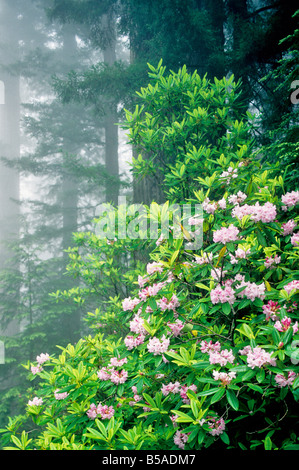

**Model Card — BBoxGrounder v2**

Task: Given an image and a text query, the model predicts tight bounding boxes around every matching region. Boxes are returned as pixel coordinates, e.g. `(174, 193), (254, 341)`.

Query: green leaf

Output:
(210, 387), (225, 404)
(256, 229), (267, 247)
(264, 435), (272, 450)
(247, 383), (264, 394)
(226, 389), (239, 410)
(222, 302), (231, 315)
(235, 323), (255, 339)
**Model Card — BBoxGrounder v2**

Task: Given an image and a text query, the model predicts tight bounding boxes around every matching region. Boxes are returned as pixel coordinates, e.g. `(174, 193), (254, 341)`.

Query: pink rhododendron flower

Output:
(235, 280), (266, 302)
(167, 319), (184, 336)
(54, 389), (69, 400)
(212, 370), (236, 386)
(138, 275), (149, 288)
(262, 300), (281, 321)
(110, 369), (128, 385)
(122, 296), (140, 311)
(97, 404), (115, 420)
(179, 384), (197, 403)
(291, 233), (299, 246)
(213, 224), (240, 244)
(210, 267), (227, 280)
(28, 397), (43, 407)
(203, 198), (217, 214)
(97, 367), (111, 381)
(36, 353), (50, 364)
(274, 317), (298, 335)
(274, 371), (296, 388)
(283, 280), (299, 295)
(124, 334), (145, 350)
(282, 219), (297, 235)
(207, 417), (226, 436)
(174, 430), (190, 449)
(218, 198), (227, 210)
(208, 349), (235, 366)
(146, 261), (164, 275)
(281, 191), (299, 208)
(129, 315), (147, 335)
(161, 381), (181, 396)
(170, 414), (179, 427)
(240, 346), (276, 369)
(194, 252), (213, 264)
(220, 166), (238, 183)
(147, 335), (170, 355)
(264, 254), (281, 268)
(138, 282), (165, 301)
(228, 191), (247, 205)
(157, 294), (180, 312)
(232, 201), (277, 223)
(156, 234), (165, 246)
(109, 357), (128, 367)
(86, 403), (115, 420)
(210, 285), (236, 305)
(200, 340), (221, 354)
(188, 216), (204, 225)
(86, 403), (98, 419)
(31, 365), (43, 375)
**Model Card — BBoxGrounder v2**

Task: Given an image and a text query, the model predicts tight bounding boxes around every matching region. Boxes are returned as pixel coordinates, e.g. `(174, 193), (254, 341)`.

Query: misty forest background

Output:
(0, 0), (298, 434)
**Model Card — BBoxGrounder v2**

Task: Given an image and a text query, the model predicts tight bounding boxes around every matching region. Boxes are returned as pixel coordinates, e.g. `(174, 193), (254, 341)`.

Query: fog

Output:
(0, 0), (131, 398)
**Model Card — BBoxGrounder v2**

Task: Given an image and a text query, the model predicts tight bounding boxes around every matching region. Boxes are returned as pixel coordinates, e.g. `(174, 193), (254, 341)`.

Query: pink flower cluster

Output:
(210, 284), (236, 305)
(212, 370), (236, 386)
(228, 191), (247, 205)
(213, 224), (240, 244)
(203, 198), (218, 214)
(207, 417), (226, 436)
(167, 319), (184, 336)
(232, 201), (277, 223)
(188, 216), (204, 226)
(220, 166), (238, 183)
(129, 314), (147, 335)
(291, 233), (299, 246)
(262, 300), (281, 321)
(146, 261), (164, 275)
(138, 282), (165, 301)
(31, 352), (50, 375)
(97, 357), (128, 385)
(194, 252), (213, 265)
(147, 335), (170, 355)
(209, 349), (235, 366)
(129, 386), (142, 406)
(274, 317), (298, 335)
(200, 340), (235, 366)
(173, 430), (190, 449)
(28, 397), (43, 407)
(239, 346), (276, 369)
(264, 254), (281, 269)
(229, 246), (250, 264)
(235, 278), (266, 302)
(124, 333), (145, 350)
(54, 389), (69, 400)
(275, 371), (297, 388)
(281, 191), (299, 209)
(86, 403), (115, 420)
(283, 280), (299, 295)
(161, 381), (197, 404)
(157, 294), (180, 312)
(282, 219), (297, 235)
(122, 296), (140, 311)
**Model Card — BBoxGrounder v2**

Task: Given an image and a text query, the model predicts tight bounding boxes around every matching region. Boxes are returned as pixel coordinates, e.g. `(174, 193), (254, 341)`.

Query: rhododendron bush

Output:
(2, 65), (299, 451)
